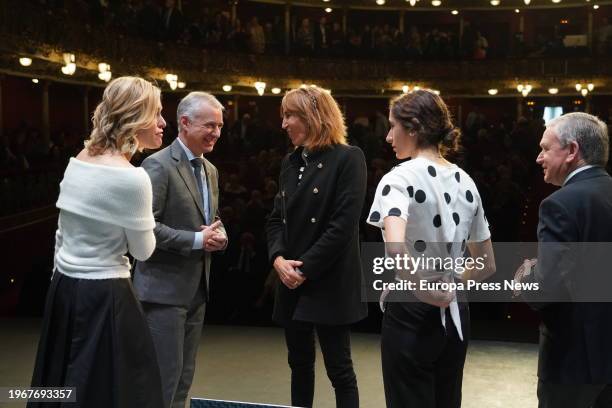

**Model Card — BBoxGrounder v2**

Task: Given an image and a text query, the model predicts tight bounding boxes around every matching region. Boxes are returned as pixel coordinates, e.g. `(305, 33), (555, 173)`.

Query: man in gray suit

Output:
(134, 92), (227, 408)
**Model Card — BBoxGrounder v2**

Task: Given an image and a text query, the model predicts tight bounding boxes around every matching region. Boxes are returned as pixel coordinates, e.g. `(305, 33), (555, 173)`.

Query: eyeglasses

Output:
(190, 120), (223, 132)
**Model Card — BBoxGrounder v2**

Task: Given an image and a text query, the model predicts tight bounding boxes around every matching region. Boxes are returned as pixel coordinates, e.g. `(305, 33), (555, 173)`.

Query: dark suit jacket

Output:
(314, 23), (329, 50)
(523, 166), (612, 383)
(266, 144), (368, 325)
(134, 139), (225, 307)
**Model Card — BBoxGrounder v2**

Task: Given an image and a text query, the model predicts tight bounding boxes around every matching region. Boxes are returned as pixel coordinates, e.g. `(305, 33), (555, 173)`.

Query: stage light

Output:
(98, 63), (112, 82)
(451, 10), (459, 15)
(408, 0), (418, 5)
(524, 0), (531, 4)
(376, 0), (385, 5)
(32, 78), (39, 84)
(587, 83), (594, 91)
(593, 5), (599, 9)
(575, 83), (582, 91)
(548, 88), (559, 94)
(325, 7), (332, 12)
(177, 82), (186, 89)
(413, 86), (421, 91)
(165, 74), (178, 90)
(431, 0), (441, 6)
(254, 81), (266, 95)
(515, 83), (533, 95)
(222, 85), (232, 92)
(515, 9), (520, 13)
(402, 85), (410, 93)
(61, 53), (76, 75)
(271, 87), (282, 94)
(98, 71), (112, 82)
(61, 63), (76, 75)
(19, 57), (32, 66)
(63, 53), (75, 64)
(490, 0), (500, 6)
(488, 89), (498, 95)
(581, 89), (589, 96)
(552, 0), (561, 3)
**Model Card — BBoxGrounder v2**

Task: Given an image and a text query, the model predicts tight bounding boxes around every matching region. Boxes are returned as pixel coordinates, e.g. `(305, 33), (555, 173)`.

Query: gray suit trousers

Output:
(142, 289), (206, 408)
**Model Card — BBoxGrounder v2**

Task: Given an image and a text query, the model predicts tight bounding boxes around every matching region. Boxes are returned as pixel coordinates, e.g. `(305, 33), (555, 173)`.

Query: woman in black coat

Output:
(266, 85), (368, 408)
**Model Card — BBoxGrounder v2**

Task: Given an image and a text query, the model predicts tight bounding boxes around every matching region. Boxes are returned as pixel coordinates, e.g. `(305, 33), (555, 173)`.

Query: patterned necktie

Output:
(190, 157), (209, 223)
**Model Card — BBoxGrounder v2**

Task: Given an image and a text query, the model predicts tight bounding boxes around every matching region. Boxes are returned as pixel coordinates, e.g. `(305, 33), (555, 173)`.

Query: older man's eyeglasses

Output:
(190, 120), (223, 132)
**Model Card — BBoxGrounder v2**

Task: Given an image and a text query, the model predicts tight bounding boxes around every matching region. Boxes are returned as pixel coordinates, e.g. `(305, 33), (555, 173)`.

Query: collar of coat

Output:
(289, 145), (330, 167)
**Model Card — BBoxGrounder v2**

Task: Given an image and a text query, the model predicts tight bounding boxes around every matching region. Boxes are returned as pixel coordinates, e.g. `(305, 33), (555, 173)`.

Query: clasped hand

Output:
(201, 220), (227, 252)
(512, 258), (537, 297)
(273, 256), (306, 290)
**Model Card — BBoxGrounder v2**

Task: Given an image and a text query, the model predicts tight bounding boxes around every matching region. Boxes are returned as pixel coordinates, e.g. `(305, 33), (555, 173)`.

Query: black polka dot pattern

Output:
(466, 190), (474, 203)
(388, 208), (402, 217)
(368, 159), (489, 255)
(433, 214), (442, 228)
(415, 190), (426, 203)
(453, 212), (460, 225)
(414, 240), (427, 252)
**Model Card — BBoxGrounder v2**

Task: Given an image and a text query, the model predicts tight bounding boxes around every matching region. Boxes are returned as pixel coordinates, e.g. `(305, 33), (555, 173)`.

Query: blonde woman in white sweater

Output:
(29, 76), (166, 408)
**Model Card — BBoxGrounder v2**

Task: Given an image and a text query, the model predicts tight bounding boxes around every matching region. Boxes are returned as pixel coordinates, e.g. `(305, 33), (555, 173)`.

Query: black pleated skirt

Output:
(28, 272), (164, 408)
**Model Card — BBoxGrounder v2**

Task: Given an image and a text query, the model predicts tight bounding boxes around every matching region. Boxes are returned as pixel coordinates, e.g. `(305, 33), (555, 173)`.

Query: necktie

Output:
(190, 158), (209, 223)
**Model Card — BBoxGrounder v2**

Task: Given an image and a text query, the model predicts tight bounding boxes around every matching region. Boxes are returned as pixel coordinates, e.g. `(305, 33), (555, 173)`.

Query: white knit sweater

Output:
(53, 158), (156, 279)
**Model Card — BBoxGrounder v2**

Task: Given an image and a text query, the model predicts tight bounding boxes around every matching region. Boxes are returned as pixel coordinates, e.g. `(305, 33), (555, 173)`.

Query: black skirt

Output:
(28, 272), (164, 408)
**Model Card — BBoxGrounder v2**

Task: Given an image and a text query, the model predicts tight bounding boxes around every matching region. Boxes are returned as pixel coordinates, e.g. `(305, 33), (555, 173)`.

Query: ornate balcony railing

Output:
(2, 1), (610, 96)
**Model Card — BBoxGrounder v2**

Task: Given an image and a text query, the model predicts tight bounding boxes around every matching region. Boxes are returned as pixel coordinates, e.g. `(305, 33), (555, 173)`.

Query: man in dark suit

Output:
(515, 112), (612, 408)
(134, 92), (227, 408)
(314, 16), (329, 55)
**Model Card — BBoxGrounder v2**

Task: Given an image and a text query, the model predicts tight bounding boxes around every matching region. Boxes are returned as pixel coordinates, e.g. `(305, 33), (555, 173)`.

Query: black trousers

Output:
(537, 381), (612, 408)
(381, 303), (469, 408)
(284, 322), (359, 408)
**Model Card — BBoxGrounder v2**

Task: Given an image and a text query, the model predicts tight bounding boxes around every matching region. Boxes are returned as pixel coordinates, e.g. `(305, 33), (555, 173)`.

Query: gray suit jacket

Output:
(134, 138), (225, 307)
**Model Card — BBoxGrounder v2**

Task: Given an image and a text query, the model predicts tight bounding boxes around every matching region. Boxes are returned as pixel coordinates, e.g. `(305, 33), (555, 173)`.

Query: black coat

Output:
(523, 167), (612, 383)
(266, 144), (369, 325)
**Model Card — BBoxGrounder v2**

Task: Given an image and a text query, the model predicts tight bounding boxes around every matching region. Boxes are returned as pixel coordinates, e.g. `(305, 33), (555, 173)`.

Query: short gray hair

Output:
(177, 92), (224, 132)
(547, 112), (609, 167)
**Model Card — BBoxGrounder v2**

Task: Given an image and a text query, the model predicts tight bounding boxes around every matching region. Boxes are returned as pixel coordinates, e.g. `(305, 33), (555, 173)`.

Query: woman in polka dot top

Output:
(367, 90), (496, 408)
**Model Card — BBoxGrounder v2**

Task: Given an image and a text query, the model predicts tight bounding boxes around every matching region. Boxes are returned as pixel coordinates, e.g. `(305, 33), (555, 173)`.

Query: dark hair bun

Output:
(440, 127), (461, 155)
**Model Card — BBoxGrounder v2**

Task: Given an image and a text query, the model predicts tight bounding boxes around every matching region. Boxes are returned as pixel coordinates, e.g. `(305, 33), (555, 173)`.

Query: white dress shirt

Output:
(177, 137), (211, 250)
